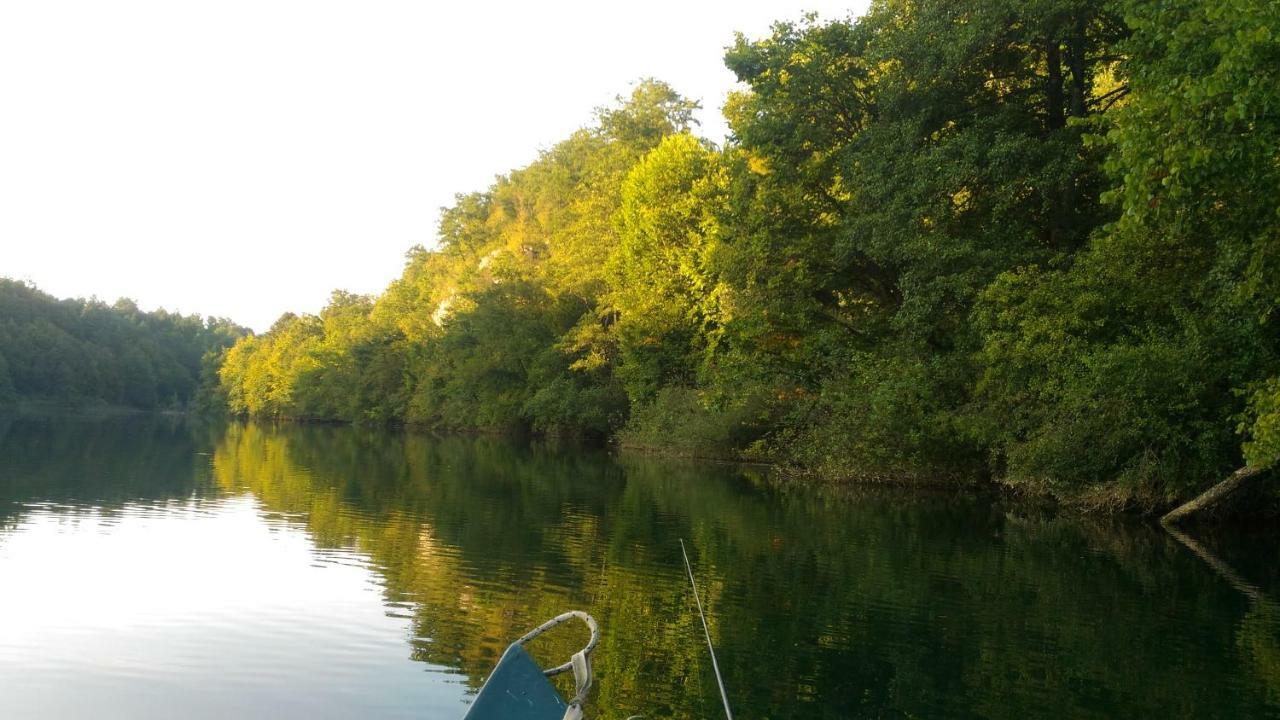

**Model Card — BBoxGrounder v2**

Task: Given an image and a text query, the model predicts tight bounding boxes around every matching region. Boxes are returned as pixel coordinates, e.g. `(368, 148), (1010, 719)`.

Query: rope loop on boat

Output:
(515, 610), (599, 713)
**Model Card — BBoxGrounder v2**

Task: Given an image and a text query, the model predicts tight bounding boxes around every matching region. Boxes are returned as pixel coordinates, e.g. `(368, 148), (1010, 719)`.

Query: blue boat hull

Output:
(461, 643), (569, 720)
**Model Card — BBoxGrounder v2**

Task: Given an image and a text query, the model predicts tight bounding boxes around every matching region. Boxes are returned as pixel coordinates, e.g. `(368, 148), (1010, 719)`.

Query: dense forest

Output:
(208, 0), (1278, 509)
(0, 279), (244, 410)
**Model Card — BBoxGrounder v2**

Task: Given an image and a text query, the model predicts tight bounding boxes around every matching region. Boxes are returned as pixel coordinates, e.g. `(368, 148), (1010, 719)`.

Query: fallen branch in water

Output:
(1161, 465), (1270, 526)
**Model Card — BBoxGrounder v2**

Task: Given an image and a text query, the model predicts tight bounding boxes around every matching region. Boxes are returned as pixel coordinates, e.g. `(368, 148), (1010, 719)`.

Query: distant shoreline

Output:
(2, 398), (185, 419)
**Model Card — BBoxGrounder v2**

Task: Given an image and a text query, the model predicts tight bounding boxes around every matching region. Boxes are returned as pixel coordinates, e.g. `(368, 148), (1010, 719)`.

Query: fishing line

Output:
(679, 538), (734, 720)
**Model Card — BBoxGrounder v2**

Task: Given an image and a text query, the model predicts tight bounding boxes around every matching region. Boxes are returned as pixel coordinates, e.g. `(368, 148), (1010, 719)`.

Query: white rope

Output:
(515, 610), (599, 711)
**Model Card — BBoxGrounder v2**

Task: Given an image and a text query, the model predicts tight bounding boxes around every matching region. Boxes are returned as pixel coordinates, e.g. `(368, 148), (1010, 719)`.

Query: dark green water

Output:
(1, 416), (1278, 719)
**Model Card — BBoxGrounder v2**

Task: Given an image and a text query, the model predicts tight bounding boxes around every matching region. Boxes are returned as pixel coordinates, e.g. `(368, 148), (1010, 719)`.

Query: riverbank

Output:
(2, 398), (154, 419)
(203, 410), (1275, 524)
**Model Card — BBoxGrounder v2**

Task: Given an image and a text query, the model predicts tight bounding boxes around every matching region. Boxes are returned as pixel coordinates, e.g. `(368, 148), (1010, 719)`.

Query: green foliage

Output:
(1243, 379), (1280, 469)
(715, 0), (1128, 483)
(618, 386), (767, 459)
(219, 81), (693, 432)
(207, 0), (1280, 509)
(607, 133), (725, 403)
(217, 297), (409, 423)
(776, 348), (986, 482)
(406, 281), (558, 431)
(975, 0), (1280, 504)
(0, 279), (245, 410)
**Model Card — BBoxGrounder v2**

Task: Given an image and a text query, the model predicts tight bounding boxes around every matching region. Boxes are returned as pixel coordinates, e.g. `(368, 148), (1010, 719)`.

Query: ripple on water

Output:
(0, 495), (468, 719)
(3, 421), (1280, 720)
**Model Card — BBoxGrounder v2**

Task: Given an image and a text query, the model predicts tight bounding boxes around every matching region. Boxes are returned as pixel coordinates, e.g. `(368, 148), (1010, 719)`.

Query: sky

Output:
(0, 0), (869, 331)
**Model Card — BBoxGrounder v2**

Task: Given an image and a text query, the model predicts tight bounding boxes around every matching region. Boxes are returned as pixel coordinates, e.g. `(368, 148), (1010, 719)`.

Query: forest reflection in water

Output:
(0, 416), (1278, 719)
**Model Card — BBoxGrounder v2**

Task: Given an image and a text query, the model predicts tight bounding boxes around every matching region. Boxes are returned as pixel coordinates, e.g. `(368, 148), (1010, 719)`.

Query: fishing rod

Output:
(679, 538), (735, 720)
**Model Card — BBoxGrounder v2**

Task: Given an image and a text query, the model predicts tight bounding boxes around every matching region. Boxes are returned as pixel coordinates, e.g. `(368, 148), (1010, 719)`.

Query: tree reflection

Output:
(1, 418), (1276, 719)
(205, 422), (1280, 719)
(0, 415), (214, 507)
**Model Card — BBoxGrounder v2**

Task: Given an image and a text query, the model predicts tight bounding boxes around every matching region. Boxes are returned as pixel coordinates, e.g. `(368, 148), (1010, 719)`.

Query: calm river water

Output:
(1, 416), (1278, 719)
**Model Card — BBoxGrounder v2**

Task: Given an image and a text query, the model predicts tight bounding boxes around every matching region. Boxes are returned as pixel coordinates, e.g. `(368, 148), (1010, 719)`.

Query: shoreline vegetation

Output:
(4, 0), (1277, 520)
(0, 280), (246, 416)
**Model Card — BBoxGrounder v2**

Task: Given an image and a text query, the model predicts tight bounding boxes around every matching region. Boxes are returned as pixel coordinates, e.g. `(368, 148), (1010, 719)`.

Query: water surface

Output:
(1, 416), (1278, 718)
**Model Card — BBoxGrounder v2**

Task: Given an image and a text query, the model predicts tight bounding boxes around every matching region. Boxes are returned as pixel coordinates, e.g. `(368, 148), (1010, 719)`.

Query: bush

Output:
(768, 351), (984, 484)
(1243, 378), (1280, 470)
(618, 386), (768, 459)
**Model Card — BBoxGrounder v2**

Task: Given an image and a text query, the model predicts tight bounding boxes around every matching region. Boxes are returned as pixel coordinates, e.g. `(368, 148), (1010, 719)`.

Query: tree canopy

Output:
(206, 0), (1280, 510)
(0, 279), (245, 411)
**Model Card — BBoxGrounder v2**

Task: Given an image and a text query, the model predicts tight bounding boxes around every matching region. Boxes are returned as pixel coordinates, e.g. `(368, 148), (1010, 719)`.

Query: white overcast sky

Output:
(1, 0), (869, 331)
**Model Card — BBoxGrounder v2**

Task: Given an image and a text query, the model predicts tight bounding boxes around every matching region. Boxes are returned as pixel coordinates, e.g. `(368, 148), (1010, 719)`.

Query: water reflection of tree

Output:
(0, 415), (215, 510)
(1164, 525), (1280, 706)
(3, 417), (1277, 718)
(208, 422), (1280, 719)
(210, 423), (711, 717)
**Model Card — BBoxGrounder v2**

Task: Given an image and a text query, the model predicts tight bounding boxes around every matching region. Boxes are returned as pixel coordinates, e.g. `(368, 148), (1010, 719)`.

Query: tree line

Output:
(210, 0), (1279, 509)
(0, 279), (244, 410)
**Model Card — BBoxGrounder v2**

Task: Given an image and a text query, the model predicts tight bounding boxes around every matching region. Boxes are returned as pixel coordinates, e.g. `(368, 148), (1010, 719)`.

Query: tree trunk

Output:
(1068, 17), (1088, 119)
(1161, 465), (1269, 526)
(1044, 32), (1070, 248)
(1045, 37), (1066, 130)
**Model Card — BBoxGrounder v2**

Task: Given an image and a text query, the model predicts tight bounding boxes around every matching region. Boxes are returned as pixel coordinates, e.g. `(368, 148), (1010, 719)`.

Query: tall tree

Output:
(976, 0), (1280, 502)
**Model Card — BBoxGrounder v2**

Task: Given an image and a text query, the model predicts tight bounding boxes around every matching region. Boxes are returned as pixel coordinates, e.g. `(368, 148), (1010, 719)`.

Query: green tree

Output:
(204, 0), (1278, 510)
(607, 133), (724, 402)
(0, 279), (244, 409)
(719, 0), (1126, 477)
(976, 0), (1280, 504)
